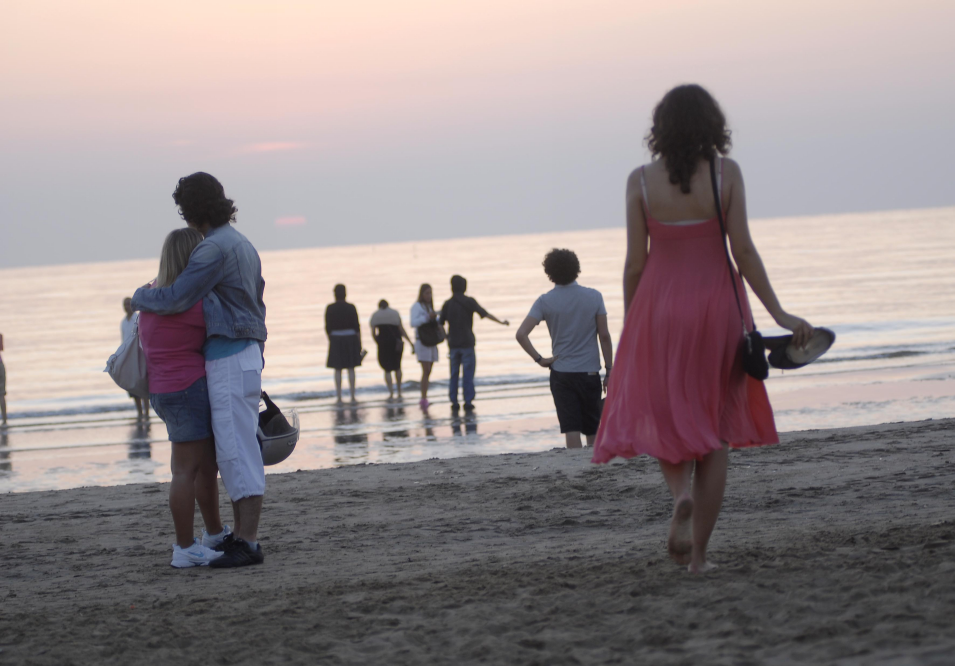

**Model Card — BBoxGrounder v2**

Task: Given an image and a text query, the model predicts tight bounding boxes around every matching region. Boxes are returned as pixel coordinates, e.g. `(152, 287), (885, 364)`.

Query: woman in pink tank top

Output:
(593, 85), (814, 573)
(139, 228), (226, 568)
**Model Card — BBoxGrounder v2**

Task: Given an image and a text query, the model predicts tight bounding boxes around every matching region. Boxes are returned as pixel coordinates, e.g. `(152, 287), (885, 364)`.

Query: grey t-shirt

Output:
(528, 282), (606, 373)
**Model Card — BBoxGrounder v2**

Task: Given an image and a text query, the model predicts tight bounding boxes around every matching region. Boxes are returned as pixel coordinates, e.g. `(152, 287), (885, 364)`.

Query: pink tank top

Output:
(139, 301), (206, 394)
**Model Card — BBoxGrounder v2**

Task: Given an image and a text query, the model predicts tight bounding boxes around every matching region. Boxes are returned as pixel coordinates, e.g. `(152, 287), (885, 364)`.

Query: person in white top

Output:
(120, 297), (149, 421)
(410, 284), (440, 408)
(370, 300), (415, 401)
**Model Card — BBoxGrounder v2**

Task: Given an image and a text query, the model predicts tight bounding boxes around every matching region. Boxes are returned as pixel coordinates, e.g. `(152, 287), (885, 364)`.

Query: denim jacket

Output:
(132, 225), (267, 341)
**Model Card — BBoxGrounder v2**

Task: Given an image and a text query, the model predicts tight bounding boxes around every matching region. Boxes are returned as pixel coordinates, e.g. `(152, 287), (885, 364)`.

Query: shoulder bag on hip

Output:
(104, 320), (150, 399)
(710, 158), (769, 381)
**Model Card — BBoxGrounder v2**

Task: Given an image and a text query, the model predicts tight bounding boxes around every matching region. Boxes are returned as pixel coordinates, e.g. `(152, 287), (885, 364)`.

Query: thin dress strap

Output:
(640, 166), (650, 216)
(716, 156), (724, 213)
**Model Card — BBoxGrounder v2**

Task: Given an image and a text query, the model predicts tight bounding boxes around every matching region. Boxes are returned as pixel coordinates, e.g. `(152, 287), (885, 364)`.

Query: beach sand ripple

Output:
(2, 419), (954, 665)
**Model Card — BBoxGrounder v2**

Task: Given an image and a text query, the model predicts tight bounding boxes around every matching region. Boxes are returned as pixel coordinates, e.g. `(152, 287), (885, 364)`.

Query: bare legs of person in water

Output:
(384, 369), (403, 401)
(419, 361), (432, 407)
(334, 368), (357, 404)
(657, 445), (728, 573)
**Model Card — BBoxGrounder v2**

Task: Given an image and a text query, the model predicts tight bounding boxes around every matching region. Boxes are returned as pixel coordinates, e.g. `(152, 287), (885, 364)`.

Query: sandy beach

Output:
(2, 419), (954, 665)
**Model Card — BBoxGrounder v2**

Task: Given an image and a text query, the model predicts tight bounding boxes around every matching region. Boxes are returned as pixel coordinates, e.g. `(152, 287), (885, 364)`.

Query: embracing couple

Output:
(133, 172), (267, 569)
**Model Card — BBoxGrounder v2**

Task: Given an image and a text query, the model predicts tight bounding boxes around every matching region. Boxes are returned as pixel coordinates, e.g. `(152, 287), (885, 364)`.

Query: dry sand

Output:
(2, 419), (954, 665)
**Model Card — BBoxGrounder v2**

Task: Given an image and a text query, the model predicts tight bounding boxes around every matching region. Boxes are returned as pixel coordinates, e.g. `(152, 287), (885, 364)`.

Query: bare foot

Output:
(688, 561), (718, 574)
(668, 494), (693, 565)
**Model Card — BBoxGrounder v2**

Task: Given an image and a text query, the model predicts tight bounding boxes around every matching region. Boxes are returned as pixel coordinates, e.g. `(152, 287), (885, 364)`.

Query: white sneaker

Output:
(201, 525), (232, 550)
(171, 539), (223, 568)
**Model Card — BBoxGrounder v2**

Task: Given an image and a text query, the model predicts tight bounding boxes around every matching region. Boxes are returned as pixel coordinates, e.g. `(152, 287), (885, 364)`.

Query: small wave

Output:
(816, 349), (929, 364)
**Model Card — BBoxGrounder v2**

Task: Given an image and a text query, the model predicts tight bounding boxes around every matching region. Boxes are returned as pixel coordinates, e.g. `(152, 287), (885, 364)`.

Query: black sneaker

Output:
(209, 537), (264, 568)
(213, 532), (236, 552)
(450, 403), (460, 413)
(463, 403), (475, 412)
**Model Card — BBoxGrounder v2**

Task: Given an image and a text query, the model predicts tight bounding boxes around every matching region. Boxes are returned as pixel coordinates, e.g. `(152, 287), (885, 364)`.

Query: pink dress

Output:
(592, 163), (778, 465)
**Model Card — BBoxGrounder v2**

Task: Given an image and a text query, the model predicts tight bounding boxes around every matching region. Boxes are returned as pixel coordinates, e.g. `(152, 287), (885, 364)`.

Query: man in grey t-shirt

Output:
(516, 249), (613, 448)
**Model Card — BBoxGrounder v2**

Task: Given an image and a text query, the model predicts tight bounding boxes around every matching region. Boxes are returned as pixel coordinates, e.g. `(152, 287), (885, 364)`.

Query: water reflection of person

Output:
(120, 299), (150, 422)
(451, 412), (478, 437)
(334, 406), (368, 444)
(0, 429), (11, 472)
(382, 406), (410, 440)
(127, 420), (152, 459)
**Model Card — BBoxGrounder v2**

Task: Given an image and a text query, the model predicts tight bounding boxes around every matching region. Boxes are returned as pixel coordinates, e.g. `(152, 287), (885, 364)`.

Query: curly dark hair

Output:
(172, 172), (237, 228)
(645, 84), (731, 194)
(542, 248), (580, 285)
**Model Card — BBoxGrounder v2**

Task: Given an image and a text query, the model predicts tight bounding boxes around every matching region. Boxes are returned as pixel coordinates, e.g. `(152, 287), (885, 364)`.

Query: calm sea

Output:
(2, 206), (955, 493)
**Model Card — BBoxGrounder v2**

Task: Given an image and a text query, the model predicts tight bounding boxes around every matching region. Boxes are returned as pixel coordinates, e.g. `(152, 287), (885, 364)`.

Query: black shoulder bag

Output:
(710, 158), (769, 381)
(417, 306), (446, 347)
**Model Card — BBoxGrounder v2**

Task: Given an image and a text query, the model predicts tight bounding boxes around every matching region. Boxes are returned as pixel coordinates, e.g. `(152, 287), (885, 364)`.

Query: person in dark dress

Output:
(370, 300), (414, 401)
(325, 284), (363, 404)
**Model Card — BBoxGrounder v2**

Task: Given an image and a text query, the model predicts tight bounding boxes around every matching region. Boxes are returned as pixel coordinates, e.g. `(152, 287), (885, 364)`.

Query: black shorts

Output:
(549, 370), (602, 435)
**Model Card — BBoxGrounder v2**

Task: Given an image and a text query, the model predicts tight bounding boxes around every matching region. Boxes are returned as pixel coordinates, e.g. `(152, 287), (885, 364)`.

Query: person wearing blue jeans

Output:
(439, 275), (509, 411)
(448, 347), (477, 408)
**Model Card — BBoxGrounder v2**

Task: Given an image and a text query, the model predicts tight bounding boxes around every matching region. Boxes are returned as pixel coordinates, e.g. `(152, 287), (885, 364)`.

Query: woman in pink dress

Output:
(139, 228), (226, 568)
(592, 85), (814, 573)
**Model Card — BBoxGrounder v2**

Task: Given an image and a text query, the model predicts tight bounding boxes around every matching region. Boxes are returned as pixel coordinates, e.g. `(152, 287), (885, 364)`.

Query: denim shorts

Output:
(150, 376), (214, 443)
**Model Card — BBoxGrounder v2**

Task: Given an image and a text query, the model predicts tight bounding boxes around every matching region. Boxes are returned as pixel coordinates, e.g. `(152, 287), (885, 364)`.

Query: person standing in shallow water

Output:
(370, 299), (414, 401)
(121, 298), (149, 421)
(410, 284), (439, 409)
(0, 332), (7, 428)
(439, 275), (509, 412)
(325, 284), (363, 404)
(592, 84), (814, 573)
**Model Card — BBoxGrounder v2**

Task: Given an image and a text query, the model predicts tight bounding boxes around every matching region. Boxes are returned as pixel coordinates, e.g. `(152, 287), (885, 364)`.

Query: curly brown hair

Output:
(645, 85), (731, 194)
(172, 172), (237, 228)
(542, 248), (580, 286)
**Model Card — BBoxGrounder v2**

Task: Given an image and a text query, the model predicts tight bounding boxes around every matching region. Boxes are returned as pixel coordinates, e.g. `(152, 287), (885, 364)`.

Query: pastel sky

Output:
(2, 0), (954, 267)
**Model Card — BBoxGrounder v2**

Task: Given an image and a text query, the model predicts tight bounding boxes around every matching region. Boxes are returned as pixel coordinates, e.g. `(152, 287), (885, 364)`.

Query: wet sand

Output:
(2, 419), (954, 665)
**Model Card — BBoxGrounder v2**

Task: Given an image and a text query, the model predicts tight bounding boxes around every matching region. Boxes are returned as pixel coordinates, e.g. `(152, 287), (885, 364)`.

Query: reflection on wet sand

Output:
(0, 430), (10, 472)
(127, 420), (152, 459)
(382, 406), (409, 440)
(334, 407), (368, 445)
(451, 413), (478, 437)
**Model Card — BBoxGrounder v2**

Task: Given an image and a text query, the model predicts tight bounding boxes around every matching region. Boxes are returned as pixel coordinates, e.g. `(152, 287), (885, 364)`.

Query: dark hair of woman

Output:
(645, 84), (732, 194)
(172, 172), (238, 228)
(417, 283), (433, 309)
(542, 248), (580, 286)
(334, 284), (346, 301)
(378, 299), (388, 309)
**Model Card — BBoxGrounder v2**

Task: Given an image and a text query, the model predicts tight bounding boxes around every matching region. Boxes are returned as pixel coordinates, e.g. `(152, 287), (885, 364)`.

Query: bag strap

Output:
(709, 157), (750, 334)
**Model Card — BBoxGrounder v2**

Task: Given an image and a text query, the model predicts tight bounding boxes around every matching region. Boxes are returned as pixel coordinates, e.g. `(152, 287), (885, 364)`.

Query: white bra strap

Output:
(640, 166), (650, 215)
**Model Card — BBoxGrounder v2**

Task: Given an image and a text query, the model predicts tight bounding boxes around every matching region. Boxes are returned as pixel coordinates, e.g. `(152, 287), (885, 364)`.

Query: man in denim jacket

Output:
(133, 172), (267, 568)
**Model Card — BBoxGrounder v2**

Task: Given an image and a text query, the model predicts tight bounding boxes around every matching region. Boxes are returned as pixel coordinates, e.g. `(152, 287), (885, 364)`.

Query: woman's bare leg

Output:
(334, 369), (343, 403)
(384, 371), (394, 399)
(688, 445), (728, 573)
(658, 459), (694, 565)
(170, 440), (204, 548)
(420, 362), (432, 400)
(193, 438), (222, 536)
(395, 369), (403, 399)
(347, 368), (357, 403)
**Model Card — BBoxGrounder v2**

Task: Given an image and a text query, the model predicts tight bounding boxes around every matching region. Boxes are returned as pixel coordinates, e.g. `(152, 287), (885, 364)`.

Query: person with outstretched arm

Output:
(438, 275), (509, 412)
